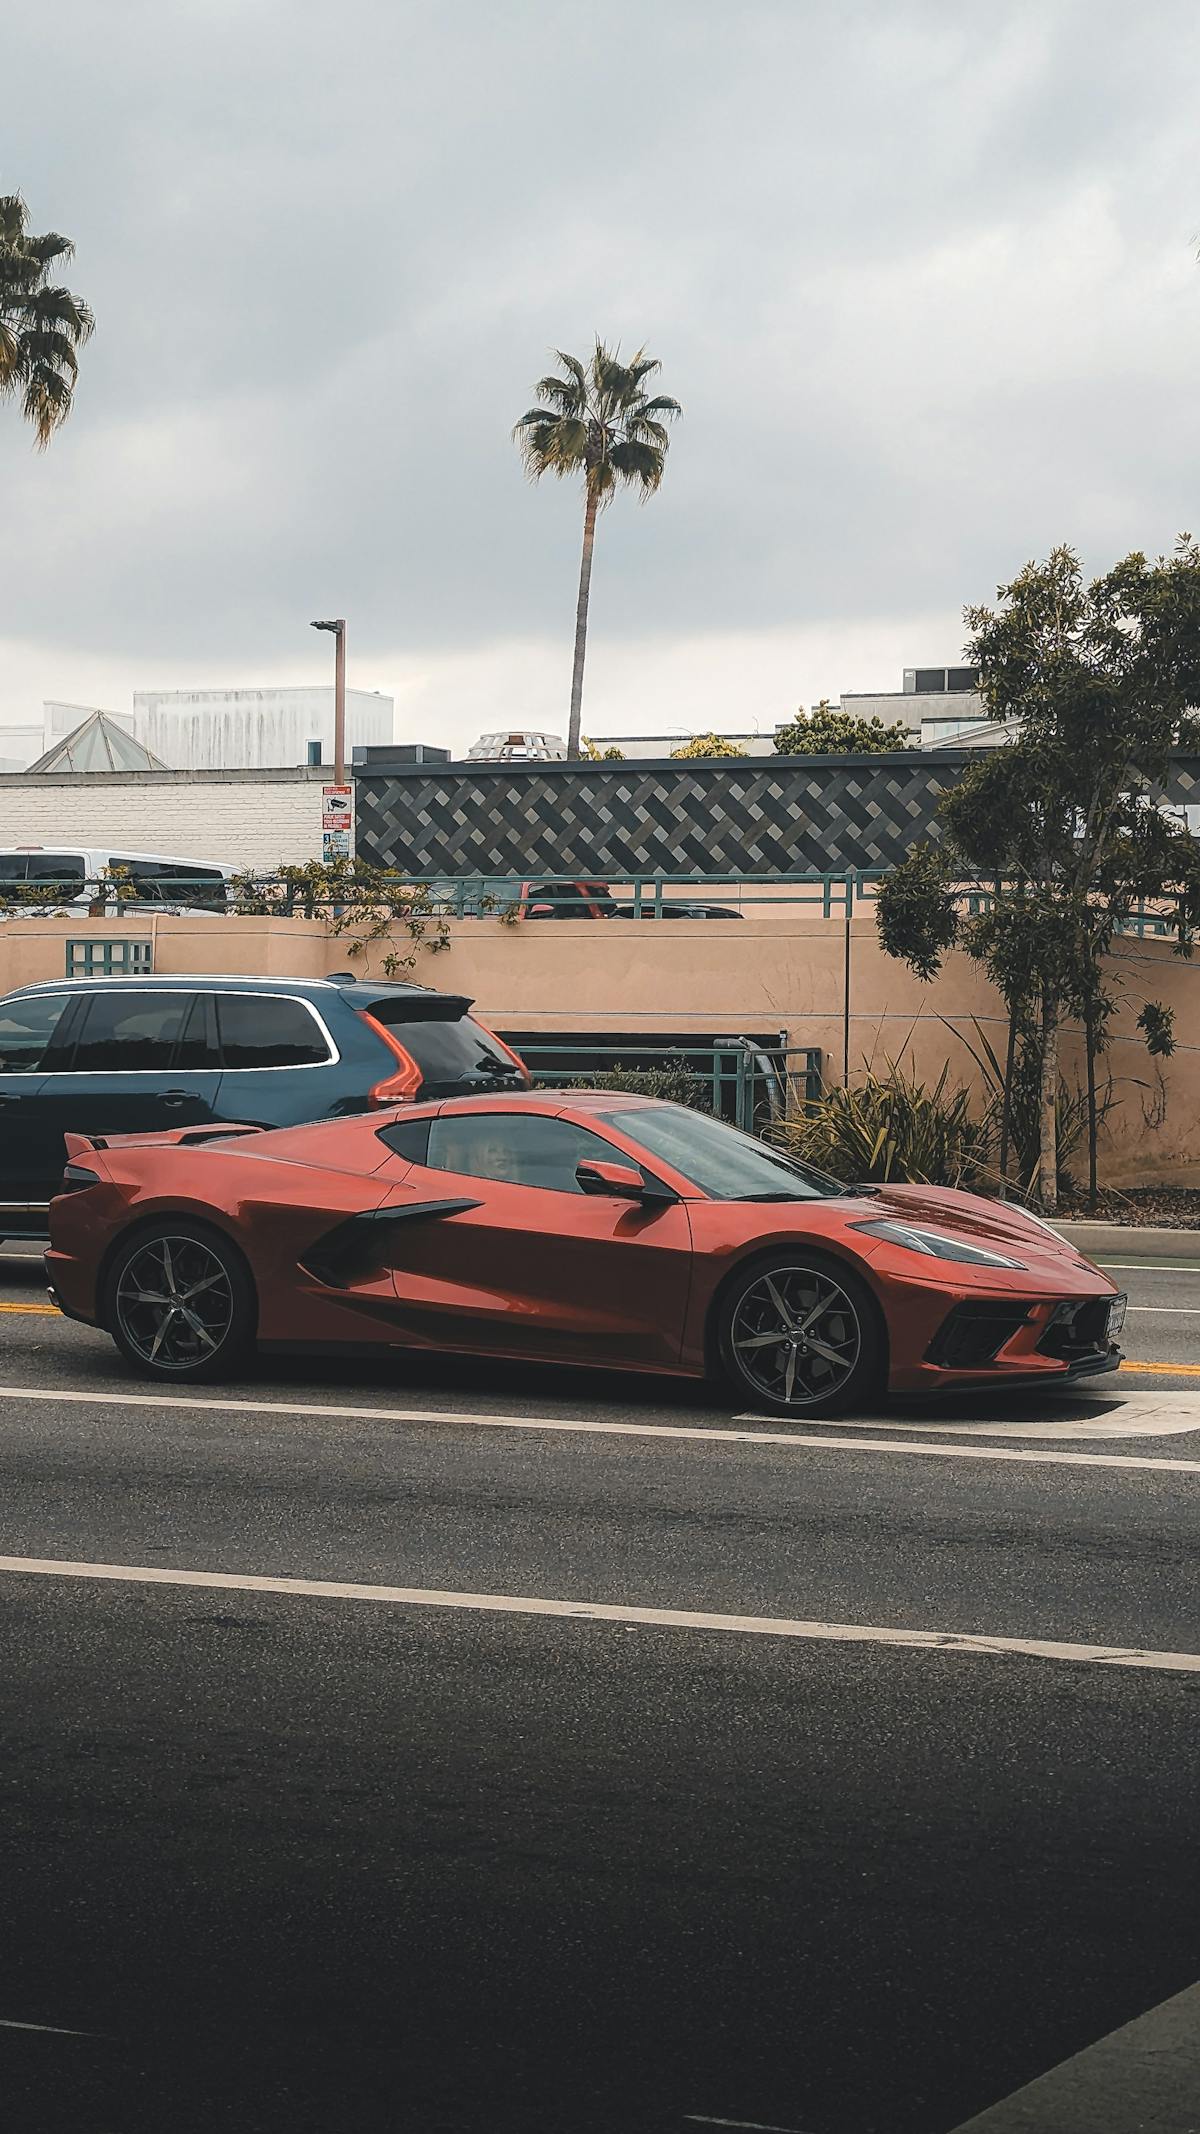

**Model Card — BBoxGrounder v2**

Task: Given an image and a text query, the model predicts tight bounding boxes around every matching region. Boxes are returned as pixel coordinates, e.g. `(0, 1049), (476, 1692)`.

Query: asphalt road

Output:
(1, 1243), (1198, 2134)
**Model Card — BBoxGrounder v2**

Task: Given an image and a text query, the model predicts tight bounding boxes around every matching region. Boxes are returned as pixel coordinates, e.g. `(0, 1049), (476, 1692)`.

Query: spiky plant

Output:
(0, 194), (93, 446)
(513, 340), (680, 755)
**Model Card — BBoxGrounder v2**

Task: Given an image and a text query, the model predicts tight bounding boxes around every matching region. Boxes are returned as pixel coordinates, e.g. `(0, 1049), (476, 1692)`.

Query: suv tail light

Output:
(359, 1011), (423, 1105)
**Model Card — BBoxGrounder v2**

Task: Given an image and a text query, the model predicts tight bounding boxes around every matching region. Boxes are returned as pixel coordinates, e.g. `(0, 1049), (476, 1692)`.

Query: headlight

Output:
(851, 1219), (1027, 1269)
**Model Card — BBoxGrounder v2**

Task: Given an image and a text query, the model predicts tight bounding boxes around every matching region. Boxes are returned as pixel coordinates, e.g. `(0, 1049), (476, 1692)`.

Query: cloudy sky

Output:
(3, 0), (1199, 752)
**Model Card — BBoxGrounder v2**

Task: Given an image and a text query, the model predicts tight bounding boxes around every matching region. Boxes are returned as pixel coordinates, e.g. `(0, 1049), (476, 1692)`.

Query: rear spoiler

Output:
(360, 992), (474, 1024)
(64, 1124), (266, 1156)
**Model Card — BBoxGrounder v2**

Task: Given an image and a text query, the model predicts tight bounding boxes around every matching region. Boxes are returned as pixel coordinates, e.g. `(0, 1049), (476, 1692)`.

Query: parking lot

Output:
(1, 1240), (1198, 2134)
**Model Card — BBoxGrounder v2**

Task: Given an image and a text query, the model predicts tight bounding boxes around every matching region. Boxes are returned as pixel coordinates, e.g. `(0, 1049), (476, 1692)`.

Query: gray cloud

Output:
(3, 0), (1200, 734)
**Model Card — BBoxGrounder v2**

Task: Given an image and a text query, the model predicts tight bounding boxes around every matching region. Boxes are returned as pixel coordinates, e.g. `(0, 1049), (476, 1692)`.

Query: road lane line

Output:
(0, 2017), (100, 2037)
(1123, 1358), (1200, 1375)
(0, 1302), (57, 1315)
(1127, 1304), (1200, 1314)
(1, 1381), (1199, 1473)
(1099, 1262), (1200, 1273)
(683, 2118), (813, 2131)
(1, 1552), (1198, 1674)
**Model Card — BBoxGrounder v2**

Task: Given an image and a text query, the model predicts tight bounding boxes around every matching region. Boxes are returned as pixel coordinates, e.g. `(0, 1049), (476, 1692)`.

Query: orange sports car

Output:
(45, 1093), (1125, 1415)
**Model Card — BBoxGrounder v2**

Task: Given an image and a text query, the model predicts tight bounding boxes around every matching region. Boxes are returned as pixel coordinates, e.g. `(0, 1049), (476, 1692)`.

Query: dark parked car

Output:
(0, 973), (528, 1240)
(519, 880), (742, 920)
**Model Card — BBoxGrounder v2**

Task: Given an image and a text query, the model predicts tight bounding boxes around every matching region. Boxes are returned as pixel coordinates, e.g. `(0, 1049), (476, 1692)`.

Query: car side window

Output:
(0, 992), (71, 1073)
(216, 993), (332, 1069)
(423, 1112), (621, 1193)
(376, 1117), (432, 1164)
(69, 992), (191, 1072)
(175, 994), (220, 1071)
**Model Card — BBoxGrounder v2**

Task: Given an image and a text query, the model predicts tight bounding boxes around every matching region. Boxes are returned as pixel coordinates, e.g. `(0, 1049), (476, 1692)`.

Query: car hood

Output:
(839, 1182), (1085, 1261)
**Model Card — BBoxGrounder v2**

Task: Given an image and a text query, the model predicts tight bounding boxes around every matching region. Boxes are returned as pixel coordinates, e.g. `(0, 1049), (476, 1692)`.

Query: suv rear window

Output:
(216, 993), (332, 1069)
(392, 1016), (522, 1096)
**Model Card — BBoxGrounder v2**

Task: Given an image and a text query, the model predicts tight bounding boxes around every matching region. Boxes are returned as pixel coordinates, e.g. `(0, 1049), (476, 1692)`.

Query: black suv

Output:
(0, 973), (528, 1239)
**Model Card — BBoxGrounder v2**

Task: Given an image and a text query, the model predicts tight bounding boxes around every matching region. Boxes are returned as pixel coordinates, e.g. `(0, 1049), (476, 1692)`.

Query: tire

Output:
(717, 1249), (882, 1418)
(102, 1219), (257, 1383)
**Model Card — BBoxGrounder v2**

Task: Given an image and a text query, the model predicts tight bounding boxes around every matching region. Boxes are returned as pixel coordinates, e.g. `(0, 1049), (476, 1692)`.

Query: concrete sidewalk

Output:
(947, 1980), (1200, 2132)
(1055, 1221), (1200, 1261)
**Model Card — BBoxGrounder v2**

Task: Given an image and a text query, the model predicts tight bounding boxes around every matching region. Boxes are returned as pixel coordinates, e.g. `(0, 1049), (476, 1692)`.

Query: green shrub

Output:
(566, 1062), (710, 1109)
(773, 1057), (990, 1187)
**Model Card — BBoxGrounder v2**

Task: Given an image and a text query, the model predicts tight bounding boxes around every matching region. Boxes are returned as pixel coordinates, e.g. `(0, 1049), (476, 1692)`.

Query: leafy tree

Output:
(513, 341), (680, 757)
(581, 737), (626, 761)
(877, 543), (1200, 1211)
(670, 732), (745, 758)
(775, 699), (912, 754)
(0, 193), (93, 445)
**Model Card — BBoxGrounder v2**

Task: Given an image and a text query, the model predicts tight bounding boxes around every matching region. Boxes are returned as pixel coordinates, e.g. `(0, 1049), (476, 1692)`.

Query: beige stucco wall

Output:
(1, 909), (1195, 1187)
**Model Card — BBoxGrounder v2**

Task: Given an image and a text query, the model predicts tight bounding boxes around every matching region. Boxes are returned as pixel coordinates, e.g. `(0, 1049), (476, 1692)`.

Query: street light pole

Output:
(310, 617), (347, 783)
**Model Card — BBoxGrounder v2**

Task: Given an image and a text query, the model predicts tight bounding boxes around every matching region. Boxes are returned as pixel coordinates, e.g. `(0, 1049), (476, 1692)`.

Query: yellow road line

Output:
(0, 1302), (57, 1316)
(1122, 1358), (1200, 1376)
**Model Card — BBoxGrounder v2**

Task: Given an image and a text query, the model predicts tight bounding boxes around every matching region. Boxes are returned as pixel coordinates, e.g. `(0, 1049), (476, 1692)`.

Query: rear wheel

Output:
(103, 1220), (256, 1382)
(718, 1250), (881, 1418)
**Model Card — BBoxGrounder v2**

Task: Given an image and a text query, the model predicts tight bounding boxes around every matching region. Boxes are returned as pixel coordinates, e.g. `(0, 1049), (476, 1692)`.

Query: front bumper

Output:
(877, 1262), (1126, 1397)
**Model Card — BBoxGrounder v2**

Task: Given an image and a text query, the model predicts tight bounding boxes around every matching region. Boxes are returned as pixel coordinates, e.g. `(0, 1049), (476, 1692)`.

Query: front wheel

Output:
(717, 1250), (882, 1418)
(103, 1220), (256, 1382)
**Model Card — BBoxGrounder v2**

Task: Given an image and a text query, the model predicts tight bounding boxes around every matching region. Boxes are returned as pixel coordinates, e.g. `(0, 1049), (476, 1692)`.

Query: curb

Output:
(1054, 1221), (1200, 1261)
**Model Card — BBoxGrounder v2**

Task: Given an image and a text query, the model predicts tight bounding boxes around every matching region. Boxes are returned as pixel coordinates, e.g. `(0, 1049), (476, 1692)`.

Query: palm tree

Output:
(514, 341), (680, 756)
(0, 194), (93, 447)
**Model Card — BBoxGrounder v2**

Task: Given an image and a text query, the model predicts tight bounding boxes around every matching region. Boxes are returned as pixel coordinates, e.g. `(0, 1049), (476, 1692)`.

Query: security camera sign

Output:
(322, 784), (354, 862)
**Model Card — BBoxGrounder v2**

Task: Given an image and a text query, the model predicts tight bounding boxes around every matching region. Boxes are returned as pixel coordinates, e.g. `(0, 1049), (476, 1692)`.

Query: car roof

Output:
(2, 973), (461, 1006)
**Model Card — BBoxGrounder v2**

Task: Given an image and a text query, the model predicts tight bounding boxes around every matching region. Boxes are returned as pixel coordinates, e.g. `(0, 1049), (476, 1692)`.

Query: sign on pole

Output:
(322, 783), (354, 864)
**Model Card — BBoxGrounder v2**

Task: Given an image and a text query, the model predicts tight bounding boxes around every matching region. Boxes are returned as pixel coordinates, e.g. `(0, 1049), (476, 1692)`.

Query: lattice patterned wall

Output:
(354, 753), (1200, 876)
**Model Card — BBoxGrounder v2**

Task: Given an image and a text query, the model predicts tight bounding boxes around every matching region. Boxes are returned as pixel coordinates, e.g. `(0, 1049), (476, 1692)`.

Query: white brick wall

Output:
(0, 768), (328, 869)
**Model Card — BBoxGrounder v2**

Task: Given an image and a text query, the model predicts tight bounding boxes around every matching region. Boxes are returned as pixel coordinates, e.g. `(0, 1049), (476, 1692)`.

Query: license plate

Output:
(1107, 1294), (1128, 1340)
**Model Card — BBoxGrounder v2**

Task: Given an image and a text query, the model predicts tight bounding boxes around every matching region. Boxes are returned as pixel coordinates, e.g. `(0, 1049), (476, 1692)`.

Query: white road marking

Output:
(1098, 1262), (1200, 1273)
(683, 2117), (813, 2132)
(1126, 1302), (1200, 1312)
(732, 1399), (1200, 1441)
(1, 1381), (1199, 1474)
(0, 2016), (99, 2037)
(0, 1552), (1198, 1675)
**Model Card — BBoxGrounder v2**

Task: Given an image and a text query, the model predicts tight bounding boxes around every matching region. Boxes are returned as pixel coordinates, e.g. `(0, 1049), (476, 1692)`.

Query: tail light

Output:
(359, 1011), (423, 1105)
(59, 1163), (102, 1194)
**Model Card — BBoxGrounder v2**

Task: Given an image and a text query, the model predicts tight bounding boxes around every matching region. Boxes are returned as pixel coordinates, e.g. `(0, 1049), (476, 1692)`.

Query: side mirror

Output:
(575, 1159), (648, 1201)
(525, 902), (556, 920)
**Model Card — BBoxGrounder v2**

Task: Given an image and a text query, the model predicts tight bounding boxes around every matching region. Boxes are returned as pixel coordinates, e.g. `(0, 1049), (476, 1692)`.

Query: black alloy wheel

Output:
(718, 1250), (881, 1418)
(104, 1221), (256, 1382)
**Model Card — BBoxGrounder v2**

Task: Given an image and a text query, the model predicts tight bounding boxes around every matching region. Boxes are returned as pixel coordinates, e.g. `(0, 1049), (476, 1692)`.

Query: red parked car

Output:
(46, 1093), (1125, 1414)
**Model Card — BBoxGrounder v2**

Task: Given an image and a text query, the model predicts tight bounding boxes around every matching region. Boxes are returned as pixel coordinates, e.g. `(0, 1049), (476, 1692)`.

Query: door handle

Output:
(161, 1091), (191, 1107)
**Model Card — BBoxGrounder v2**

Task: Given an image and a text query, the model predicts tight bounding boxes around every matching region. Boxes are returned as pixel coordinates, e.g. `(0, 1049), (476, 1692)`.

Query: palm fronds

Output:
(0, 194), (92, 445)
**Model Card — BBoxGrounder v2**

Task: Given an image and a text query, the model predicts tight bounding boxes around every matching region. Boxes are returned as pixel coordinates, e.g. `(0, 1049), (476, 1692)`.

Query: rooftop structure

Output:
(27, 710), (170, 774)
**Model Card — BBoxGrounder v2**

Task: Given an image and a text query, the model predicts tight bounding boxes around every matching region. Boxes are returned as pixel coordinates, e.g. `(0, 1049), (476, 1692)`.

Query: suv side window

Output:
(216, 993), (332, 1069)
(423, 1112), (620, 1192)
(69, 991), (191, 1072)
(0, 992), (72, 1072)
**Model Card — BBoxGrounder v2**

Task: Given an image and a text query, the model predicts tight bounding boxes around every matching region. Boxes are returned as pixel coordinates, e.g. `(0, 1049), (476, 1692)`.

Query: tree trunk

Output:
(567, 487), (599, 757)
(1038, 988), (1059, 1214)
(998, 994), (1019, 1199)
(1085, 997), (1099, 1211)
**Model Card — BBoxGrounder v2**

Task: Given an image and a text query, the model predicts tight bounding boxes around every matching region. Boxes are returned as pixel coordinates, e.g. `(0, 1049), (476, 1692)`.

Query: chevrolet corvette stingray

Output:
(45, 1093), (1125, 1414)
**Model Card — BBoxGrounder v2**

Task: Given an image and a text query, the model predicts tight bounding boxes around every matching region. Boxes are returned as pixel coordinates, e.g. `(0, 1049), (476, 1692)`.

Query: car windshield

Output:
(595, 1103), (842, 1201)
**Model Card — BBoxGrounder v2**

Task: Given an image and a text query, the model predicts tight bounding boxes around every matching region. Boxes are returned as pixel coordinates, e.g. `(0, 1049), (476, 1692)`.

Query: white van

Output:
(0, 847), (235, 915)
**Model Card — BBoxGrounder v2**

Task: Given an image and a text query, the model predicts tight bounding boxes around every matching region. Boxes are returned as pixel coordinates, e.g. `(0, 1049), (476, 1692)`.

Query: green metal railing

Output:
(514, 1039), (823, 1133)
(65, 938), (154, 976)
